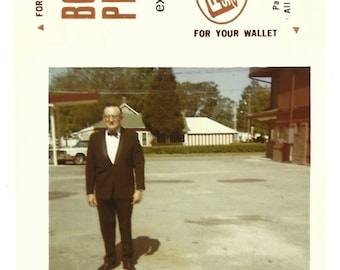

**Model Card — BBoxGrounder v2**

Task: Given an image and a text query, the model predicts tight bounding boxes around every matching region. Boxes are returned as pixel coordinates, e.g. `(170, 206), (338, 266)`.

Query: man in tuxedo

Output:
(86, 103), (145, 270)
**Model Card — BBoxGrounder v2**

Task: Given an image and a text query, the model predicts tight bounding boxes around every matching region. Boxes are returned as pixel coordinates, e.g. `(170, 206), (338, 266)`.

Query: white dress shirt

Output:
(105, 129), (120, 164)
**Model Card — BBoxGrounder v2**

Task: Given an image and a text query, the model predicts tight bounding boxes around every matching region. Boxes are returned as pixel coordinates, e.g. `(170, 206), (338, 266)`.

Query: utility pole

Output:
(247, 92), (251, 142)
(233, 101), (237, 130)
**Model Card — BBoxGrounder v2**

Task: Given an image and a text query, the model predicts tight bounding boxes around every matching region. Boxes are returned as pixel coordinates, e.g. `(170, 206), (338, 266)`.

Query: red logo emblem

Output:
(197, 0), (247, 24)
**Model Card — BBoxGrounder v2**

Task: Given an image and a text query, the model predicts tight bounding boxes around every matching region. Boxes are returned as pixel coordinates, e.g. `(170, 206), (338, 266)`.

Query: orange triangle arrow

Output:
(293, 27), (299, 33)
(38, 24), (44, 31)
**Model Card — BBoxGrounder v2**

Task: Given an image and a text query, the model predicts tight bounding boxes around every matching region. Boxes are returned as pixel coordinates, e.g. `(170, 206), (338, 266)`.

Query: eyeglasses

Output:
(104, 114), (122, 120)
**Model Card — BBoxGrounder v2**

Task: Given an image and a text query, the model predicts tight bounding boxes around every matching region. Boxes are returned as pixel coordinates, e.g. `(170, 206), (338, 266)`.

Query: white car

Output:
(53, 140), (88, 165)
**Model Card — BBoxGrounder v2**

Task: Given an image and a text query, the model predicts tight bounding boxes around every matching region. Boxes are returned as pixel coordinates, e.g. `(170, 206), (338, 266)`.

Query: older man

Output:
(86, 103), (145, 270)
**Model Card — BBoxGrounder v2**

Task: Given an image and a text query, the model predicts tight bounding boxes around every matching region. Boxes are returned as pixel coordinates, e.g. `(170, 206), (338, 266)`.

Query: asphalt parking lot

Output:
(49, 155), (310, 270)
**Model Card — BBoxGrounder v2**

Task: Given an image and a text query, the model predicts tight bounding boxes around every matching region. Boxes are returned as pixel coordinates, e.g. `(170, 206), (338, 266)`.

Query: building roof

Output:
(247, 109), (278, 121)
(120, 103), (140, 115)
(93, 103), (145, 129)
(249, 67), (276, 78)
(185, 117), (237, 134)
(49, 92), (100, 107)
(93, 113), (146, 129)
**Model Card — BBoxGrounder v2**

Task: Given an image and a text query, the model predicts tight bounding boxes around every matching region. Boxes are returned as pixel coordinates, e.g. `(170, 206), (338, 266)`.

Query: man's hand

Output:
(132, 190), (143, 204)
(87, 194), (98, 207)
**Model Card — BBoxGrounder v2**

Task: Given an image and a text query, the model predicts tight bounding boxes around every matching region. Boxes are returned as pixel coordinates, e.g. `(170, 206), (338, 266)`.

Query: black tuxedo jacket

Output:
(85, 128), (145, 200)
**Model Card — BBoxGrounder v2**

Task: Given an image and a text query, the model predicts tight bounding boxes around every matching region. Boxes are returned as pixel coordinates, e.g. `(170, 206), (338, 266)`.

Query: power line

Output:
(173, 67), (249, 75)
(50, 86), (252, 95)
(50, 67), (250, 78)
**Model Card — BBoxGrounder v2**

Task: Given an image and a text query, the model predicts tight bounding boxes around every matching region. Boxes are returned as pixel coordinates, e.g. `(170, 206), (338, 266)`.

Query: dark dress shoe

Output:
(97, 262), (116, 270)
(122, 262), (136, 270)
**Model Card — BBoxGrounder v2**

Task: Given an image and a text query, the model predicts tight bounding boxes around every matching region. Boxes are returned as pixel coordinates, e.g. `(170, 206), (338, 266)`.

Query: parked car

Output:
(49, 140), (88, 165)
(251, 135), (268, 143)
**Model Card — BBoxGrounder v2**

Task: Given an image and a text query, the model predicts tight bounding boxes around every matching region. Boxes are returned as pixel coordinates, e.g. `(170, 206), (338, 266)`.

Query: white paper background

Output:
(4, 0), (338, 269)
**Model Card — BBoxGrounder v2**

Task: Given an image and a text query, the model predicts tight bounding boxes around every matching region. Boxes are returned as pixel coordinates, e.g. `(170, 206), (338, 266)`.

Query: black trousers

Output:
(97, 198), (134, 263)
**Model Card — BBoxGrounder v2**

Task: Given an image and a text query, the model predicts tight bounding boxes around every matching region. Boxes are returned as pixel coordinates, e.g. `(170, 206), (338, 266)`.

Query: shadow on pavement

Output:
(115, 236), (161, 265)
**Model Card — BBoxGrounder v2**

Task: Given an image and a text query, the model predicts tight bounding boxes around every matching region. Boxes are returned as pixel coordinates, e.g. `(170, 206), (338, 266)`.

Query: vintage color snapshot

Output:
(14, 1), (326, 270)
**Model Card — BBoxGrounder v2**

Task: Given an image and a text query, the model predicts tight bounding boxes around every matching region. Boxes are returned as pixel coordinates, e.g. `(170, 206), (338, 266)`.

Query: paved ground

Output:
(49, 155), (310, 270)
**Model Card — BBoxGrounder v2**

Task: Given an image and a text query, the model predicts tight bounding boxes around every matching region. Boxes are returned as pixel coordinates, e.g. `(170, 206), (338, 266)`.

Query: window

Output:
(142, 132), (147, 146)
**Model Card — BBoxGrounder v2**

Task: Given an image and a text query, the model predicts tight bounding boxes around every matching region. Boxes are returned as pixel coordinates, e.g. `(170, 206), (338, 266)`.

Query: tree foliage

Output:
(50, 68), (154, 92)
(211, 96), (236, 128)
(176, 81), (235, 128)
(176, 81), (218, 117)
(142, 68), (184, 144)
(49, 67), (250, 140)
(49, 68), (155, 136)
(237, 80), (270, 134)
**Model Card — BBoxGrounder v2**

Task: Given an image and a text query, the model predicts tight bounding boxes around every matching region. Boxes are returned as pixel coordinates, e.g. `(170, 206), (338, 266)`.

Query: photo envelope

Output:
(14, 0), (326, 269)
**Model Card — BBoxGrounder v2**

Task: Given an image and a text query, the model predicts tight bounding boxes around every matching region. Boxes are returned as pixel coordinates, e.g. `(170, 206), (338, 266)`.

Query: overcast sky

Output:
(50, 67), (259, 101)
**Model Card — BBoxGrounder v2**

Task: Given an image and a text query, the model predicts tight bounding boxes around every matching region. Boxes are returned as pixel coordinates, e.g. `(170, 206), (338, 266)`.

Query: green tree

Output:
(50, 68), (131, 92)
(237, 80), (270, 135)
(212, 96), (236, 128)
(176, 81), (219, 117)
(142, 68), (184, 144)
(49, 68), (155, 137)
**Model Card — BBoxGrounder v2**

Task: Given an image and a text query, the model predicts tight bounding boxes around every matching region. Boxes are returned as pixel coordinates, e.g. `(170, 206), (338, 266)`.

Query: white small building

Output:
(183, 117), (237, 146)
(70, 103), (153, 147)
(71, 126), (94, 141)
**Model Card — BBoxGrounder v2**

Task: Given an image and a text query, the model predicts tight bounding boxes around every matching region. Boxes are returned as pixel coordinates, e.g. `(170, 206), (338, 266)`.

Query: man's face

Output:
(103, 106), (123, 132)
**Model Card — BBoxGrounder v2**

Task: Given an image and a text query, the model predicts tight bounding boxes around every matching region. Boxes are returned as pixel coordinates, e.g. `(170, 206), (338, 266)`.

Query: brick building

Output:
(248, 67), (310, 164)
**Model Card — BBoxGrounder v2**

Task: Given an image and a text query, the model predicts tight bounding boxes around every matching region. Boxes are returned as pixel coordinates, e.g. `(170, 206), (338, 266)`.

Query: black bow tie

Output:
(108, 131), (119, 138)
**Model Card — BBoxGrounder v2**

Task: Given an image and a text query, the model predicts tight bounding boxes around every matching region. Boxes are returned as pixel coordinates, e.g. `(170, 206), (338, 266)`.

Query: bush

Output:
(143, 143), (266, 155)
